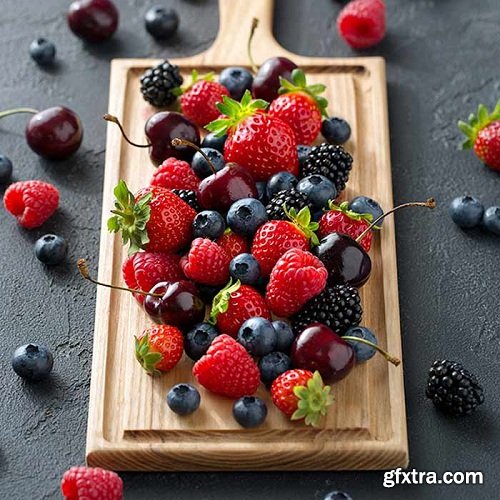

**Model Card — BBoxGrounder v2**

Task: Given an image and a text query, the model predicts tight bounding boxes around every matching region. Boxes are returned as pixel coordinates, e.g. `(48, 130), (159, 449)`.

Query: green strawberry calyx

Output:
(283, 205), (320, 246)
(205, 90), (268, 137)
(278, 69), (329, 117)
(327, 200), (381, 230)
(173, 69), (215, 97)
(458, 100), (500, 149)
(135, 334), (163, 376)
(107, 180), (152, 255)
(209, 279), (241, 324)
(291, 371), (334, 427)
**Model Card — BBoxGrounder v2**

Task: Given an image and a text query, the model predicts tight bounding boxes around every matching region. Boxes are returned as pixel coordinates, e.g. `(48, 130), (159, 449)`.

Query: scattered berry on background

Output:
(296, 174), (337, 210)
(135, 325), (184, 375)
(426, 360), (484, 416)
(252, 56), (297, 103)
(232, 396), (268, 428)
(191, 147), (225, 179)
(229, 253), (261, 285)
(227, 198), (268, 237)
(272, 320), (295, 353)
(458, 100), (500, 171)
(61, 466), (123, 500)
(29, 38), (56, 65)
(266, 188), (312, 221)
(193, 334), (261, 399)
(266, 171), (298, 200)
(449, 196), (484, 229)
(140, 60), (183, 107)
(237, 317), (277, 357)
(201, 132), (227, 153)
(184, 322), (219, 361)
(3, 180), (59, 229)
(150, 157), (200, 191)
(349, 195), (383, 225)
(192, 210), (226, 240)
(167, 383), (201, 416)
(0, 154), (13, 183)
(297, 144), (312, 169)
(256, 181), (268, 204)
(34, 234), (68, 266)
(321, 117), (351, 145)
(337, 0), (386, 49)
(482, 206), (500, 235)
(343, 326), (378, 362)
(219, 66), (254, 101)
(11, 344), (53, 381)
(67, 0), (119, 43)
(323, 491), (353, 500)
(259, 351), (292, 387)
(171, 188), (201, 212)
(216, 229), (249, 259)
(144, 5), (179, 40)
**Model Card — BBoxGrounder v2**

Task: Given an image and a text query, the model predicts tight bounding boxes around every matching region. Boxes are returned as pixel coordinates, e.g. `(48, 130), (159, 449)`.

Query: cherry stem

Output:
(0, 108), (39, 119)
(171, 138), (217, 175)
(247, 18), (259, 73)
(355, 198), (436, 243)
(77, 258), (163, 298)
(103, 114), (150, 148)
(341, 336), (401, 366)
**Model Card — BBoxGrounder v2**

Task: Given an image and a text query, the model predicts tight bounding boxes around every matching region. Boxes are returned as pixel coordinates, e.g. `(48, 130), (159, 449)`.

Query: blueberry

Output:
(256, 181), (268, 204)
(266, 171), (297, 199)
(0, 154), (13, 183)
(219, 66), (253, 101)
(229, 253), (261, 285)
(29, 38), (56, 66)
(344, 326), (377, 362)
(184, 323), (219, 361)
(449, 196), (484, 228)
(237, 317), (277, 357)
(259, 351), (292, 386)
(323, 491), (353, 500)
(227, 198), (268, 237)
(483, 206), (500, 235)
(167, 383), (200, 416)
(272, 320), (295, 353)
(144, 6), (179, 40)
(296, 174), (337, 209)
(349, 195), (383, 225)
(34, 234), (68, 266)
(297, 145), (311, 169)
(232, 396), (267, 428)
(191, 147), (225, 178)
(192, 210), (226, 239)
(12, 344), (53, 381)
(321, 117), (352, 145)
(201, 133), (227, 153)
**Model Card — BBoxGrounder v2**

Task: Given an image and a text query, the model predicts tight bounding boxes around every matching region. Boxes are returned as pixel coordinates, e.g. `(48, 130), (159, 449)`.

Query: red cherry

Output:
(68, 0), (119, 43)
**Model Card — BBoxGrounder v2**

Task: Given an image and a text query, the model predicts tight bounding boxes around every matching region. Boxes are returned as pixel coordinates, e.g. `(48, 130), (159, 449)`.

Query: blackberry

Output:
(266, 188), (312, 221)
(171, 189), (201, 212)
(292, 285), (362, 335)
(302, 143), (353, 193)
(140, 60), (183, 107)
(426, 360), (484, 416)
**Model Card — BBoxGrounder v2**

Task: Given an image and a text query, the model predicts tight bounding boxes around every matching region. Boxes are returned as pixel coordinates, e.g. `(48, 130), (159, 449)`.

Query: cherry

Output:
(68, 0), (119, 43)
(0, 107), (83, 160)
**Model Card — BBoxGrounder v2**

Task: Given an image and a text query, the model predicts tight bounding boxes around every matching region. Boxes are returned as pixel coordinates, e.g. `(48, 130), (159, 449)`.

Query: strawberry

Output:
(108, 180), (196, 255)
(122, 251), (184, 304)
(61, 466), (123, 500)
(337, 0), (386, 49)
(459, 100), (500, 171)
(135, 324), (184, 374)
(216, 228), (249, 259)
(206, 90), (299, 182)
(318, 201), (374, 251)
(271, 370), (333, 426)
(209, 279), (271, 338)
(193, 334), (260, 398)
(268, 69), (327, 145)
(252, 206), (319, 276)
(181, 237), (231, 286)
(266, 248), (328, 317)
(3, 180), (59, 229)
(180, 70), (230, 127)
(150, 157), (200, 190)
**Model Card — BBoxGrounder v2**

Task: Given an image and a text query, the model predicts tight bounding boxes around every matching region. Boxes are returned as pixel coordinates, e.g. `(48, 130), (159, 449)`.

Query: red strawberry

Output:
(135, 324), (184, 374)
(266, 248), (328, 317)
(271, 370), (333, 426)
(181, 237), (231, 286)
(3, 180), (59, 229)
(318, 201), (374, 251)
(337, 0), (386, 49)
(459, 101), (500, 171)
(209, 280), (271, 338)
(216, 229), (249, 259)
(193, 334), (260, 398)
(108, 180), (196, 254)
(268, 69), (327, 145)
(61, 466), (123, 500)
(206, 91), (298, 181)
(252, 206), (319, 276)
(150, 157), (200, 190)
(122, 252), (184, 304)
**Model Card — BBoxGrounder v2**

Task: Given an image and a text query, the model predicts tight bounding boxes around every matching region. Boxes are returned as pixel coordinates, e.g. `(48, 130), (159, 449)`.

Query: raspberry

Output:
(150, 157), (200, 191)
(61, 466), (123, 500)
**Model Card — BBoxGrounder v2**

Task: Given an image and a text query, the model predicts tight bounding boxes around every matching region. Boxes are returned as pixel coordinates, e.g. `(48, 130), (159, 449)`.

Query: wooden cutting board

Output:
(86, 0), (408, 471)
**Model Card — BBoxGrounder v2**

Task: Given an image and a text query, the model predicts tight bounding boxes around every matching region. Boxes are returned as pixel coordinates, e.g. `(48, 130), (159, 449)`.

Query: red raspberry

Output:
(61, 466), (123, 500)
(3, 180), (59, 228)
(150, 157), (200, 191)
(216, 230), (249, 259)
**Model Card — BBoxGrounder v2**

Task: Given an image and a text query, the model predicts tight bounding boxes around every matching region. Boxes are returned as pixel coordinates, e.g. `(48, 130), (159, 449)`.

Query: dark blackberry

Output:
(292, 285), (362, 335)
(266, 188), (312, 220)
(140, 60), (183, 107)
(171, 189), (201, 212)
(302, 143), (353, 193)
(426, 360), (484, 416)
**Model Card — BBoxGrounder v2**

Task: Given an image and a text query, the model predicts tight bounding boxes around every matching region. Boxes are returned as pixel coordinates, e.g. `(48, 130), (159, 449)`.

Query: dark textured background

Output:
(0, 0), (499, 498)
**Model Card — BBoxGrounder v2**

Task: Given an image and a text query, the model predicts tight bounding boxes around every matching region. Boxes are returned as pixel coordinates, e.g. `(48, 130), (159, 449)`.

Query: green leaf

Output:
(209, 279), (241, 324)
(307, 84), (326, 94)
(107, 216), (120, 232)
(291, 69), (307, 88)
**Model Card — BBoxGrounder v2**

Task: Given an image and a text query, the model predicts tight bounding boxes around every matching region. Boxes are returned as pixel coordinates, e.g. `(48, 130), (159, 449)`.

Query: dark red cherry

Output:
(68, 0), (119, 43)
(252, 57), (298, 102)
